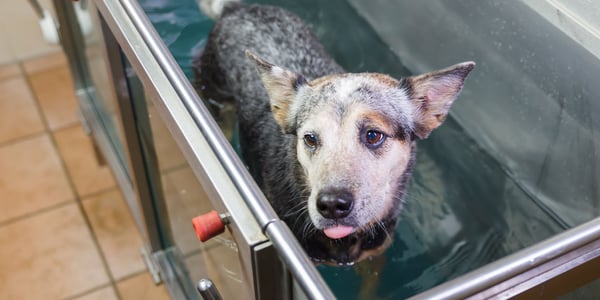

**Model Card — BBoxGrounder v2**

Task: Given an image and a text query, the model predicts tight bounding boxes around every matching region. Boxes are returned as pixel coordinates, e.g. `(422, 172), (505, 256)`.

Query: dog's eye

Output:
(364, 130), (385, 148)
(303, 133), (319, 149)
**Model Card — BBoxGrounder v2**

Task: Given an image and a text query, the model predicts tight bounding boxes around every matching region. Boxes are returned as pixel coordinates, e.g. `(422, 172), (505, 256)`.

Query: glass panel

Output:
(147, 96), (250, 300)
(114, 42), (250, 297)
(112, 40), (250, 297)
(127, 2), (251, 297)
(75, 2), (131, 176)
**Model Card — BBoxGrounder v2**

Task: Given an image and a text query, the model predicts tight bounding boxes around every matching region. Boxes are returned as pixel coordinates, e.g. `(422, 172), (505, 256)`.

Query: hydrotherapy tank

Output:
(55, 0), (600, 298)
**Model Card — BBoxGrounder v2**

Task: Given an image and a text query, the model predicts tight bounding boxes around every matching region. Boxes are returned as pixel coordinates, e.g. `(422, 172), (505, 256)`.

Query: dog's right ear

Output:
(246, 50), (307, 133)
(404, 61), (475, 139)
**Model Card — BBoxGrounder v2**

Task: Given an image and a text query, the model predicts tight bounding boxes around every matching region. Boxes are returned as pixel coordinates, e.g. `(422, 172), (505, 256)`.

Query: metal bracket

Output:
(141, 246), (162, 284)
(78, 108), (92, 135)
(197, 279), (223, 300)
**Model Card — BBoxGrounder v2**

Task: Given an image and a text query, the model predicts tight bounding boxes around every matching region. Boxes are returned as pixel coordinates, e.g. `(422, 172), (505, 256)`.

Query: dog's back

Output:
(195, 2), (343, 184)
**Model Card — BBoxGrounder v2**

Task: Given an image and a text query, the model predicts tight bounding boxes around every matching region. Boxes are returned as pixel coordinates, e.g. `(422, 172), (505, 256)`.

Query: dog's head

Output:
(247, 51), (474, 264)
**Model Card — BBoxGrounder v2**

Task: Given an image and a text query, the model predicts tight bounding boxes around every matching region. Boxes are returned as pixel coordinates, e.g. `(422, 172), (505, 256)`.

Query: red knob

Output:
(192, 210), (225, 242)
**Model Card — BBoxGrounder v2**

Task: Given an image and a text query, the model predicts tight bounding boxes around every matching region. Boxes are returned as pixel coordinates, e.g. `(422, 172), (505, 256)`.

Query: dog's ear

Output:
(404, 61), (475, 139)
(246, 50), (307, 133)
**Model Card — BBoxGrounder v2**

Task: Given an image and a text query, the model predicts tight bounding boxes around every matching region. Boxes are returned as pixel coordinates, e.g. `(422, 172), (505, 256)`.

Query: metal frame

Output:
(98, 10), (172, 253)
(92, 0), (266, 297)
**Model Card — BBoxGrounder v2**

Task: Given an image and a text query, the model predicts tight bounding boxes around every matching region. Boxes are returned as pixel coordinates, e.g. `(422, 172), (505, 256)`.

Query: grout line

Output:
(0, 64), (22, 83)
(0, 200), (74, 228)
(0, 120), (83, 156)
(59, 268), (157, 300)
(21, 53), (69, 77)
(21, 57), (124, 300)
(59, 283), (114, 300)
(161, 162), (190, 174)
(49, 120), (83, 134)
(46, 122), (81, 135)
(113, 269), (152, 284)
(78, 185), (120, 202)
(0, 131), (47, 148)
(17, 62), (55, 135)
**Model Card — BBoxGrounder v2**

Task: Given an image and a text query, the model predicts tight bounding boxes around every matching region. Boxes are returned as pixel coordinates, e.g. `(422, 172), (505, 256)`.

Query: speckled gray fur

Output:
(195, 3), (341, 180)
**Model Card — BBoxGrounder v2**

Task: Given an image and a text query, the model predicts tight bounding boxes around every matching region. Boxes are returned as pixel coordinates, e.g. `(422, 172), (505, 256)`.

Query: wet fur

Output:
(194, 3), (474, 264)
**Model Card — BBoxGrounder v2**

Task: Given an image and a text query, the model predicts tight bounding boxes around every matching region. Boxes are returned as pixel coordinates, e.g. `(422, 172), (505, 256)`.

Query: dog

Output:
(193, 0), (474, 265)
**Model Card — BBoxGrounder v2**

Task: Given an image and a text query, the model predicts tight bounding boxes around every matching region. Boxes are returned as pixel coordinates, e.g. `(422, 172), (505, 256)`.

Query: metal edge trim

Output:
(410, 216), (600, 299)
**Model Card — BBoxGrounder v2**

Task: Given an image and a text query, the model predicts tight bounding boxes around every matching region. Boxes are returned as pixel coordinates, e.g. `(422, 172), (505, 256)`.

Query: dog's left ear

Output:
(246, 50), (307, 133)
(405, 61), (475, 139)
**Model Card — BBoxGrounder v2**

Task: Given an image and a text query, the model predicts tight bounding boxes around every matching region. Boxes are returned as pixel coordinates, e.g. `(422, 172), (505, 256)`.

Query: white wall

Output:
(0, 0), (61, 65)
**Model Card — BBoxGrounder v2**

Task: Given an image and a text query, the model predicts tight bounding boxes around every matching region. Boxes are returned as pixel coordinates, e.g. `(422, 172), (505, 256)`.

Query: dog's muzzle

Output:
(316, 189), (355, 239)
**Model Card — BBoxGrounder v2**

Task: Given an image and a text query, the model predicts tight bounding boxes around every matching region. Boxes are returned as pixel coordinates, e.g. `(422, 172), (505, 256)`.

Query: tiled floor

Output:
(0, 53), (171, 300)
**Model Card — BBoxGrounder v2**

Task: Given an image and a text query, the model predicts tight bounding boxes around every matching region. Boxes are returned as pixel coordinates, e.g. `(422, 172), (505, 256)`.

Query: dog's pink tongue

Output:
(323, 225), (354, 239)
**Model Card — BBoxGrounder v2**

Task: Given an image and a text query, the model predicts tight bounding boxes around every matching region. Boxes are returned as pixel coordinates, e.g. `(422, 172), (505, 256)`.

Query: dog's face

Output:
(294, 74), (416, 237)
(247, 51), (474, 264)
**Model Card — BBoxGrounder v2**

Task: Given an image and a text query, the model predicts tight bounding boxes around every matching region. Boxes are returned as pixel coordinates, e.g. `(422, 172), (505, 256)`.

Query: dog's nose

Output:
(316, 190), (354, 219)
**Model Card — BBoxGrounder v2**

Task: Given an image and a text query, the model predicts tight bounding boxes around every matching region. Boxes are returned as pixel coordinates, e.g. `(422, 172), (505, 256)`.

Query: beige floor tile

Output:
(0, 77), (45, 144)
(83, 189), (146, 280)
(54, 125), (116, 197)
(162, 167), (214, 255)
(148, 105), (187, 171)
(0, 204), (109, 299)
(0, 63), (20, 81)
(0, 134), (74, 222)
(29, 64), (79, 130)
(117, 272), (170, 300)
(22, 52), (67, 75)
(73, 286), (118, 300)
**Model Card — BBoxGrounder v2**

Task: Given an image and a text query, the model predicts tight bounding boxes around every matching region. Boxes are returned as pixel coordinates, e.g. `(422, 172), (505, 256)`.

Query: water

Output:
(138, 0), (564, 298)
(139, 0), (213, 79)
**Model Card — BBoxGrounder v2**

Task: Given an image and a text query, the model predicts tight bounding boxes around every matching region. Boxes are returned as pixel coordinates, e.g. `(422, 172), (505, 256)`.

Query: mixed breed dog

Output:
(194, 0), (474, 265)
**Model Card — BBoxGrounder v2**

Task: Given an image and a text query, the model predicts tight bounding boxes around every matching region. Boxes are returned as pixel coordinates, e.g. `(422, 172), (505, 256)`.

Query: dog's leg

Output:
(355, 254), (387, 300)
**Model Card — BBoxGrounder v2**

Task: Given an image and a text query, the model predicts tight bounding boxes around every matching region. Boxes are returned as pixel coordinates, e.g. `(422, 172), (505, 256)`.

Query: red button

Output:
(192, 210), (225, 242)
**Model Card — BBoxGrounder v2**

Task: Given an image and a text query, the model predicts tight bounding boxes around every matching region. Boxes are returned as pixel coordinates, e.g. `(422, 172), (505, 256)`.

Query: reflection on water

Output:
(140, 0), (213, 78)
(139, 0), (564, 298)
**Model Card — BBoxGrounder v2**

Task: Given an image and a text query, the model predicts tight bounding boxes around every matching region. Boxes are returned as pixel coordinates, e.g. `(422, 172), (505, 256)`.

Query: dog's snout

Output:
(316, 190), (354, 219)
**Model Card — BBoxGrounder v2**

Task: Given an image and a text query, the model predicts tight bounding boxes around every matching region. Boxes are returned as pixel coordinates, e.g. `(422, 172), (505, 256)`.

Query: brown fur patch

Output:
(309, 73), (399, 89)
(309, 74), (344, 87)
(363, 73), (400, 87)
(359, 111), (395, 134)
